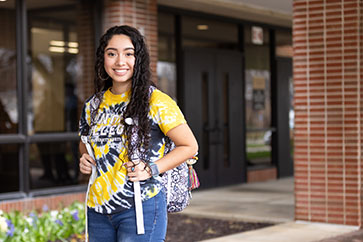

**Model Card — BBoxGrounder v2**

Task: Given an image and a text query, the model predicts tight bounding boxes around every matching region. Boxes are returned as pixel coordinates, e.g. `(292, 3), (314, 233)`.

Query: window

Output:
(158, 12), (177, 99)
(26, 0), (85, 189)
(244, 25), (272, 167)
(0, 0), (95, 195)
(0, 0), (17, 135)
(29, 141), (79, 189)
(182, 16), (238, 50)
(28, 3), (79, 134)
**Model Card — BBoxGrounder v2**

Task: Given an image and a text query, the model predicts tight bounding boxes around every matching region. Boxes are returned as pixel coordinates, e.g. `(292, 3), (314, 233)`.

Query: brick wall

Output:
(293, 0), (363, 226)
(77, 1), (96, 104)
(247, 167), (277, 183)
(103, 0), (158, 82)
(0, 193), (85, 213)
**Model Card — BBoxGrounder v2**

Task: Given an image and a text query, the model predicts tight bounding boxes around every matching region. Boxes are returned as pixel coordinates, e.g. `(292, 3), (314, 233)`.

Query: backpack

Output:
(146, 86), (200, 212)
(161, 138), (200, 213)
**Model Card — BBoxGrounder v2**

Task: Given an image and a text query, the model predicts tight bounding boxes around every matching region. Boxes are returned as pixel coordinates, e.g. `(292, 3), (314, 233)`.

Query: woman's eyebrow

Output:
(105, 47), (135, 51)
(124, 47), (135, 51)
(105, 47), (117, 52)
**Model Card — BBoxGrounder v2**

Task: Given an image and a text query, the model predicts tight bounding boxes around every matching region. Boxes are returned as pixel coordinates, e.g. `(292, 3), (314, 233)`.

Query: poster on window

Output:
(252, 76), (265, 110)
(253, 89), (265, 110)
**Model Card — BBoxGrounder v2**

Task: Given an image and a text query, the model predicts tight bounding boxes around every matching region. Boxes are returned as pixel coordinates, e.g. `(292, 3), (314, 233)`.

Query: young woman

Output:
(78, 25), (198, 241)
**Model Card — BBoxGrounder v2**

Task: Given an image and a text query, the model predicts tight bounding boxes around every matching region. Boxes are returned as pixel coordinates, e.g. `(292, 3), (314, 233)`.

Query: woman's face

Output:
(104, 34), (135, 91)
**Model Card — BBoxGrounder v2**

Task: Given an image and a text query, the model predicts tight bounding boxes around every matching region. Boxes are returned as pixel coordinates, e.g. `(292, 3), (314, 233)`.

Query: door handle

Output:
(203, 123), (223, 145)
(203, 125), (218, 132)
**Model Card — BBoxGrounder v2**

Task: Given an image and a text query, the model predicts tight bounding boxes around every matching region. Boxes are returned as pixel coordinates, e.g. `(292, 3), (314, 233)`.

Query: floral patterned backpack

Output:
(161, 137), (200, 213)
(145, 86), (199, 213)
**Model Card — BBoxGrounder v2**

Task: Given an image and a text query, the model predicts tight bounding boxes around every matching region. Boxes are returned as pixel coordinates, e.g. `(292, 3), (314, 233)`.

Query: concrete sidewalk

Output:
(181, 177), (359, 242)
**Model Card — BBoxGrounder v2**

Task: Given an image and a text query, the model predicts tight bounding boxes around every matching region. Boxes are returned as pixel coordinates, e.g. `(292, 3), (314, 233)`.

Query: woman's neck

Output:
(110, 82), (131, 95)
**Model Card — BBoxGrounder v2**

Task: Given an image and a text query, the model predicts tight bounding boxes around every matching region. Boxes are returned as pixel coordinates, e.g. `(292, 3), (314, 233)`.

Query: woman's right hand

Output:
(79, 153), (96, 174)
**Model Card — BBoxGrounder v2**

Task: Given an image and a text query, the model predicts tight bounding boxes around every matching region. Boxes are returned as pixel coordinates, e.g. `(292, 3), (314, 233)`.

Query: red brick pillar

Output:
(293, 0), (363, 226)
(103, 0), (158, 82)
(77, 1), (96, 105)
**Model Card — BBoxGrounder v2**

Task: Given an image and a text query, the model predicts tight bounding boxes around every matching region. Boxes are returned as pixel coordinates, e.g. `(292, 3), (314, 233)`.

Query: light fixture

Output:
(68, 48), (79, 54)
(197, 25), (208, 31)
(49, 40), (79, 54)
(49, 46), (66, 53)
(49, 40), (66, 47)
(0, 0), (7, 2)
(68, 42), (79, 48)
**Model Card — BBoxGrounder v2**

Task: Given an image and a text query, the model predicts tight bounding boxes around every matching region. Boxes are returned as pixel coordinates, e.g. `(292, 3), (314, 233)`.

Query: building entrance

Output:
(183, 49), (245, 188)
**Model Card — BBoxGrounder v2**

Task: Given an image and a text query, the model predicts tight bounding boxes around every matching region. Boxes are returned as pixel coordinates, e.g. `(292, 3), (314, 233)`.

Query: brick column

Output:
(293, 0), (363, 226)
(77, 1), (96, 104)
(103, 0), (158, 82)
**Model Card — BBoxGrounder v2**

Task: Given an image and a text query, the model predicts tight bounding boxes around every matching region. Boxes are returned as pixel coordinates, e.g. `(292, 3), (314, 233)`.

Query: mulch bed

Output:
(63, 214), (273, 242)
(166, 213), (273, 242)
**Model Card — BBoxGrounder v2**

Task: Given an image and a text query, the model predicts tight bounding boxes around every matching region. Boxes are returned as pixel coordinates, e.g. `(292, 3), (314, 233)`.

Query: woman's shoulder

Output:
(84, 94), (96, 104)
(150, 87), (175, 104)
(84, 92), (105, 109)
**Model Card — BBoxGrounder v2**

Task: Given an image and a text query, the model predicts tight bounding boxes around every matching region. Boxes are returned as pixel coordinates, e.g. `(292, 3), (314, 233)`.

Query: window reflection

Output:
(0, 0), (18, 134)
(28, 3), (79, 134)
(182, 16), (238, 50)
(30, 141), (82, 189)
(244, 25), (272, 166)
(0, 144), (19, 193)
(158, 12), (177, 99)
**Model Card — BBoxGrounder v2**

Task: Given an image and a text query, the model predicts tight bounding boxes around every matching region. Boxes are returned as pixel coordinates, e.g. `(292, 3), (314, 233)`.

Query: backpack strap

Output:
(133, 85), (156, 235)
(134, 180), (144, 234)
(81, 136), (97, 242)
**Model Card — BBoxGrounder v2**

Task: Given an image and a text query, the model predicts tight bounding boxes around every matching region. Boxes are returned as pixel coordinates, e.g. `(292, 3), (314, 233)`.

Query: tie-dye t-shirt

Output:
(79, 87), (186, 214)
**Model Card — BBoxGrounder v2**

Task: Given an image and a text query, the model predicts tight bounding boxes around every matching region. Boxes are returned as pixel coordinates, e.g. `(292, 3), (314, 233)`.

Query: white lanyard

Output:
(81, 136), (97, 242)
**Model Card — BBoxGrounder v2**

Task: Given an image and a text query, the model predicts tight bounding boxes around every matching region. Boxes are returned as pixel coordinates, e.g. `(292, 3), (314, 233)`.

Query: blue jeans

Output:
(87, 191), (167, 242)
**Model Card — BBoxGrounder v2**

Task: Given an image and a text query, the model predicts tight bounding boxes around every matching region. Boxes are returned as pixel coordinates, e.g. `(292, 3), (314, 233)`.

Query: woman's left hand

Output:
(125, 161), (151, 182)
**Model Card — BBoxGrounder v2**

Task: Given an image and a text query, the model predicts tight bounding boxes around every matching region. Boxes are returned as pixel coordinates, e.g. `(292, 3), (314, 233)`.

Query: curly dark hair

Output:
(92, 25), (155, 163)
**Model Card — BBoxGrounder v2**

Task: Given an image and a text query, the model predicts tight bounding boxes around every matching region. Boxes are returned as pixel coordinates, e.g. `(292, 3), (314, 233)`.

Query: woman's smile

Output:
(113, 68), (129, 75)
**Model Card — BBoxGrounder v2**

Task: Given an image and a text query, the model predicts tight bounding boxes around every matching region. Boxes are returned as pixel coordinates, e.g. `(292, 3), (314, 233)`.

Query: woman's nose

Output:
(116, 55), (126, 65)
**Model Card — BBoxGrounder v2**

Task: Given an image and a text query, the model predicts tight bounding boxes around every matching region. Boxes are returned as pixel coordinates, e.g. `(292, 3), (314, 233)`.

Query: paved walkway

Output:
(181, 177), (359, 242)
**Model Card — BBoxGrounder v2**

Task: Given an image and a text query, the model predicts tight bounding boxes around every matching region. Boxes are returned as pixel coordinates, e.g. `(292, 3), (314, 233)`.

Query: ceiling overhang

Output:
(158, 0), (292, 28)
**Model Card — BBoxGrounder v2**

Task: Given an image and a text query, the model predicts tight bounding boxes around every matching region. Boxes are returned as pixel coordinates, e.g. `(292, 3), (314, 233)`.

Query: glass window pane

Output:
(29, 141), (82, 189)
(246, 131), (272, 166)
(182, 16), (238, 50)
(244, 25), (272, 166)
(28, 1), (80, 134)
(0, 144), (19, 193)
(0, 0), (18, 134)
(158, 12), (177, 99)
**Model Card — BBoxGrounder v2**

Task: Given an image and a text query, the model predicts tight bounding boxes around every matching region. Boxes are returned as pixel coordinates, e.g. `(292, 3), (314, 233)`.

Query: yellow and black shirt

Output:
(79, 87), (186, 214)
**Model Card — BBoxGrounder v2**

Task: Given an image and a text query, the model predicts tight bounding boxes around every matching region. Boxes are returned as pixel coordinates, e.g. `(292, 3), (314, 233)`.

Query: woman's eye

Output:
(126, 52), (134, 57)
(107, 52), (116, 57)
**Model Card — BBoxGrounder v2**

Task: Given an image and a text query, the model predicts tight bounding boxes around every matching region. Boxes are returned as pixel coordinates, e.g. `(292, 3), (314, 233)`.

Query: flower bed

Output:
(0, 202), (85, 242)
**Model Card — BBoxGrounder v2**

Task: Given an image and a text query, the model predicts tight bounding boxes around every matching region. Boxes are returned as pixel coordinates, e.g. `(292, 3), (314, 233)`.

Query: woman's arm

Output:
(126, 123), (198, 181)
(155, 123), (198, 173)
